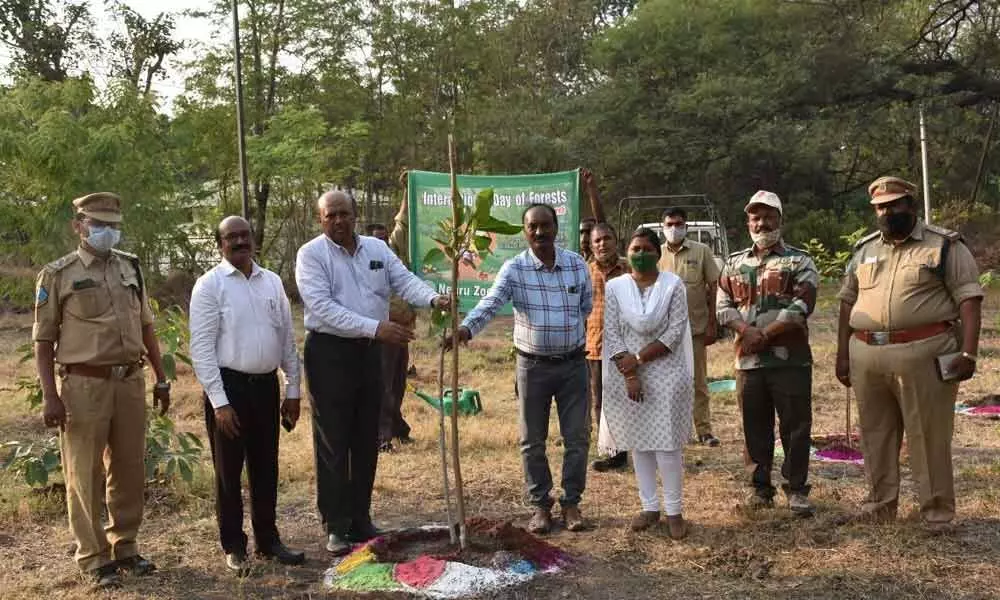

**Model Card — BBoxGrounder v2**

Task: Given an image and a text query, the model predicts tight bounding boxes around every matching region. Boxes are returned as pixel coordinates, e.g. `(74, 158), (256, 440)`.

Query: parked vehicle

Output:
(617, 194), (729, 269)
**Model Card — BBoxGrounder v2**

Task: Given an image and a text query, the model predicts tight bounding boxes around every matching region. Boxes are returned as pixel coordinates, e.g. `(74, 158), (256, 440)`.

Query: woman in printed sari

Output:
(600, 227), (694, 539)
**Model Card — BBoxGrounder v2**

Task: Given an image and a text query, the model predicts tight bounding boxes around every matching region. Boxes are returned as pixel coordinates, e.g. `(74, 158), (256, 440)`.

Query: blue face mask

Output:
(86, 225), (122, 252)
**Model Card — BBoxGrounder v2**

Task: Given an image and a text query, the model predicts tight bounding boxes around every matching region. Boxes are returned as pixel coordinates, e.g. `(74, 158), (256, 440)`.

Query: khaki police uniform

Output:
(659, 239), (721, 438)
(838, 176), (983, 523)
(32, 193), (154, 572)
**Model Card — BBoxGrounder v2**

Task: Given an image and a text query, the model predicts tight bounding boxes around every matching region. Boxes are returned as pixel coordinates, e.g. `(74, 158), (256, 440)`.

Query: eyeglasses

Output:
(222, 231), (252, 242)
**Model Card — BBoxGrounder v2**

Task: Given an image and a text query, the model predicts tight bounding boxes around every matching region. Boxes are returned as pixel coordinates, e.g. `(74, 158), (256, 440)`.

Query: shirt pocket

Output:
(362, 261), (391, 300)
(856, 261), (881, 290)
(901, 257), (938, 286)
(264, 295), (284, 328)
(66, 286), (112, 319)
(119, 273), (141, 310)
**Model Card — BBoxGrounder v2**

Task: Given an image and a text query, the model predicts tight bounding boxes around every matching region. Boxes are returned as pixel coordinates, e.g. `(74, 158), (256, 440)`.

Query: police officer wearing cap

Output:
(33, 192), (170, 588)
(836, 176), (983, 529)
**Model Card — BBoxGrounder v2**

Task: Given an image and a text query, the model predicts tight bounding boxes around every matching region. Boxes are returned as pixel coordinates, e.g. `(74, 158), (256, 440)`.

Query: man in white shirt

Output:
(295, 190), (450, 555)
(189, 216), (305, 574)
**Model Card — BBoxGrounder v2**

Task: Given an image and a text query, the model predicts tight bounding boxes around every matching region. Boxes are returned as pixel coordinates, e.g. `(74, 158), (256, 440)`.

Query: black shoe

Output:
(225, 550), (250, 575)
(347, 521), (384, 543)
(698, 433), (721, 447)
(255, 542), (305, 566)
(116, 554), (156, 576)
(89, 563), (122, 589)
(592, 451), (628, 472)
(326, 533), (352, 556)
(407, 365), (417, 377)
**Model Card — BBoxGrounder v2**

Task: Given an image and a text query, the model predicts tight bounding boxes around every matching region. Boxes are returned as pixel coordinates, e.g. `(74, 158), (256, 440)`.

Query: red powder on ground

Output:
(394, 555), (448, 588)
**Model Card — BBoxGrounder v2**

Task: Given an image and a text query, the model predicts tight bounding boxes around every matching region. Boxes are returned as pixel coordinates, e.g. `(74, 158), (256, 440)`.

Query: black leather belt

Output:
(516, 347), (586, 362)
(307, 331), (376, 346)
(220, 368), (277, 383)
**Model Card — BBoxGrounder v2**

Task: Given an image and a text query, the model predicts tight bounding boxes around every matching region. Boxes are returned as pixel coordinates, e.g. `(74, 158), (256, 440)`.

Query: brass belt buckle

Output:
(110, 365), (128, 379)
(870, 331), (890, 346)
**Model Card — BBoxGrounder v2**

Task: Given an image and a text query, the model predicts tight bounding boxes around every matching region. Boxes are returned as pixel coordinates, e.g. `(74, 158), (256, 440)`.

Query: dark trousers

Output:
(738, 366), (812, 498)
(379, 342), (411, 442)
(516, 355), (590, 509)
(204, 369), (280, 554)
(587, 359), (602, 432)
(305, 331), (382, 535)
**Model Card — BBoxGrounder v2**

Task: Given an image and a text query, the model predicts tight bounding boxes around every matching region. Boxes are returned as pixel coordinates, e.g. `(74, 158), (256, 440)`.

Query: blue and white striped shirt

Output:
(462, 247), (592, 355)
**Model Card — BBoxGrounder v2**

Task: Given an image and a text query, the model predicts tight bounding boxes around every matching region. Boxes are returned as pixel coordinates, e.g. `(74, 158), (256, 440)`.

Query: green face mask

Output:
(629, 252), (657, 272)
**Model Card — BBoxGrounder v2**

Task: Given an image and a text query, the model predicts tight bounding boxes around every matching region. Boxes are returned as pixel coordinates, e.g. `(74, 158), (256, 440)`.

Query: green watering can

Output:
(408, 385), (483, 416)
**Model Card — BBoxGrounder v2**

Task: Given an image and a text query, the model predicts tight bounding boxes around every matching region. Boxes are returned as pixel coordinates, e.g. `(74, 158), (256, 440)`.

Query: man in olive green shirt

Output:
(658, 208), (721, 446)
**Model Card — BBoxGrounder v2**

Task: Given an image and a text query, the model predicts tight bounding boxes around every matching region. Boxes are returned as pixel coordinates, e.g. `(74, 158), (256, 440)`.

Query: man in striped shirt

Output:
(450, 203), (593, 534)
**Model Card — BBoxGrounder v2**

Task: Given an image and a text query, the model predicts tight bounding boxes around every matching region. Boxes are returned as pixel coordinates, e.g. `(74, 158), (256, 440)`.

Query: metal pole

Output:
(231, 0), (251, 220)
(919, 106), (931, 224)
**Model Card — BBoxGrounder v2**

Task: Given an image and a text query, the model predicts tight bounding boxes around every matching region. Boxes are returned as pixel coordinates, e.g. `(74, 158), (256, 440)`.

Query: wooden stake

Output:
(447, 134), (468, 549)
(436, 329), (456, 544)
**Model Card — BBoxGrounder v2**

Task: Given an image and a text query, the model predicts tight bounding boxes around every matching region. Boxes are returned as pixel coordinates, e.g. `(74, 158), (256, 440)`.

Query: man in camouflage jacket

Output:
(716, 191), (819, 515)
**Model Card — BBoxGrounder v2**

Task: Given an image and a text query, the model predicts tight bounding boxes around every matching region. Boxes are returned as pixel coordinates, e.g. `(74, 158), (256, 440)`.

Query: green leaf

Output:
(423, 247), (445, 265)
(175, 352), (192, 366)
(42, 450), (61, 471)
(166, 457), (177, 477)
(431, 308), (448, 330)
(178, 459), (193, 482)
(162, 354), (176, 381)
(478, 216), (522, 235)
(474, 188), (495, 223)
(473, 234), (492, 252)
(26, 460), (48, 487)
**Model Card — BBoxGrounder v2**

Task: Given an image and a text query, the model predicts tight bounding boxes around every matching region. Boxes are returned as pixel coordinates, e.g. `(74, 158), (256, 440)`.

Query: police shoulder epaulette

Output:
(728, 248), (747, 258)
(44, 252), (79, 273)
(853, 231), (880, 249)
(924, 223), (963, 242)
(111, 248), (139, 260)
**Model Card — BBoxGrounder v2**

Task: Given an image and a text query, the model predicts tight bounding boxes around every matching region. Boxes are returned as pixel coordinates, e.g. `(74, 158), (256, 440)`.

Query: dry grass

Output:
(1, 290), (999, 599)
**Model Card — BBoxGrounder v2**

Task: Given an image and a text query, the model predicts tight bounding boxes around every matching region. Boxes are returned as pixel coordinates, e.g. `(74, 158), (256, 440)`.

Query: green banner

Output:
(407, 169), (581, 314)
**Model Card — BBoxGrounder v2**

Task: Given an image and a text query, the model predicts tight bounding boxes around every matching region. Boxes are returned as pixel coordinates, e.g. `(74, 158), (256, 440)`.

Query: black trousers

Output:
(204, 368), (280, 554)
(738, 366), (812, 498)
(304, 331), (382, 536)
(379, 342), (411, 443)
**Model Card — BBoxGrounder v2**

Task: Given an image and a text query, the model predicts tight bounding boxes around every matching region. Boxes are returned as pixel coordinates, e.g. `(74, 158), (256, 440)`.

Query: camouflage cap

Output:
(868, 176), (916, 205)
(72, 192), (122, 223)
(744, 190), (782, 215)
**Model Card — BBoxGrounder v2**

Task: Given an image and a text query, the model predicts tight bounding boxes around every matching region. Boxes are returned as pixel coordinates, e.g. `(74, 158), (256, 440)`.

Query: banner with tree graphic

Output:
(407, 169), (581, 314)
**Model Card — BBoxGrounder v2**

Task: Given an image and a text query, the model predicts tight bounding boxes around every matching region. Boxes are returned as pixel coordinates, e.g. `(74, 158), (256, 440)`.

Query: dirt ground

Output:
(1, 290), (999, 600)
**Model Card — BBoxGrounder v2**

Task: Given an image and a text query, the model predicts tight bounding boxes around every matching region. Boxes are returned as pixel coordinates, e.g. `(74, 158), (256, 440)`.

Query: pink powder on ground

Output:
(815, 444), (864, 462)
(394, 555), (448, 589)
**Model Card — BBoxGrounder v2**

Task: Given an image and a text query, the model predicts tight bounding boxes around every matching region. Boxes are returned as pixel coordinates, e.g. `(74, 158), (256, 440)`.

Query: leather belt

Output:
(64, 361), (143, 379)
(853, 322), (951, 346)
(516, 347), (586, 362)
(220, 367), (277, 383)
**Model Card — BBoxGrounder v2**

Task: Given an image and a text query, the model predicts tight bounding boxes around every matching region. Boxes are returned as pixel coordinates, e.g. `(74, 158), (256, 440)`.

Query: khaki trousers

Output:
(850, 332), (958, 523)
(692, 335), (712, 436)
(60, 371), (146, 572)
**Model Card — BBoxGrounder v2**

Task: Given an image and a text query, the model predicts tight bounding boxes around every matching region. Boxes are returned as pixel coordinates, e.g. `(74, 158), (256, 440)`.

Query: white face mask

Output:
(86, 225), (122, 252)
(750, 228), (781, 249)
(664, 226), (687, 244)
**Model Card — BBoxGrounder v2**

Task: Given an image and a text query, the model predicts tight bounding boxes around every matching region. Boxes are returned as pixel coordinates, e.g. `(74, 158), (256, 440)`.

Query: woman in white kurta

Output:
(601, 227), (694, 538)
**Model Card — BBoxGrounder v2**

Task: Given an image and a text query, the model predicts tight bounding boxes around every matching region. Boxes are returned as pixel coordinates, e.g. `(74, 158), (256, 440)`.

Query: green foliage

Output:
(423, 187), (520, 329)
(151, 299), (192, 382)
(144, 415), (203, 484)
(801, 226), (869, 282)
(0, 437), (61, 488)
(15, 342), (42, 410)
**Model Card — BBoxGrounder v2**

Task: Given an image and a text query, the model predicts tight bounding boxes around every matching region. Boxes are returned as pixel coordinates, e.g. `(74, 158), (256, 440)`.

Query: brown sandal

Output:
(666, 514), (688, 540)
(630, 511), (660, 531)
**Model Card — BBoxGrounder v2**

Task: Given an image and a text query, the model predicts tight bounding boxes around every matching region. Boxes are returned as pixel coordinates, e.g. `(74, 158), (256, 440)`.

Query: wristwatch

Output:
(960, 352), (978, 362)
(154, 381), (171, 392)
(634, 353), (644, 366)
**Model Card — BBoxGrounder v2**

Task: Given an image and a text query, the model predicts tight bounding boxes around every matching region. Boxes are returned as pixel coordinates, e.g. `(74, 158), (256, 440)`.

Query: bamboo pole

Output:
(436, 330), (456, 544)
(447, 134), (468, 549)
